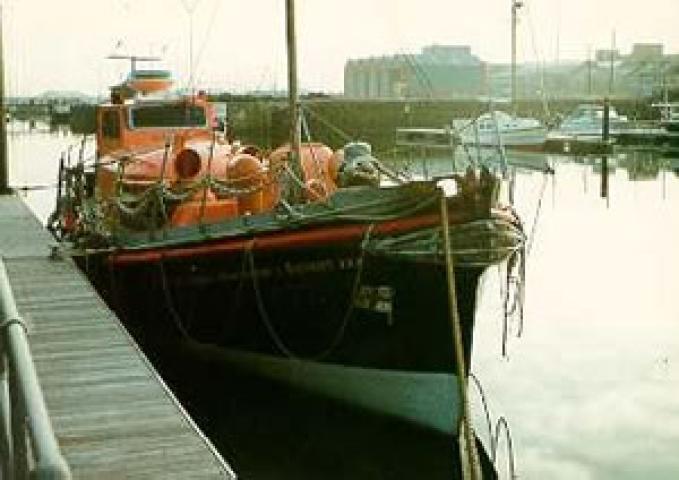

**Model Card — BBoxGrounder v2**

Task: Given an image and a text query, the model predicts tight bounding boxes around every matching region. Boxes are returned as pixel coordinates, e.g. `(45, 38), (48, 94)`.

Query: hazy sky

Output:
(3, 0), (679, 96)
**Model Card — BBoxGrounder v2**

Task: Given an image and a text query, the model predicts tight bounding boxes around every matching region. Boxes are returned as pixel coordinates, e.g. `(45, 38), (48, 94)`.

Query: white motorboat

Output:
(453, 110), (547, 151)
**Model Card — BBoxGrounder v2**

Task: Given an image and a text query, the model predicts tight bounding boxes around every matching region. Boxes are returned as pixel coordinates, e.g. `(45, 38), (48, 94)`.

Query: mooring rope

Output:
(468, 372), (518, 479)
(526, 171), (550, 255)
(439, 191), (482, 480)
(501, 247), (526, 357)
(493, 416), (517, 479)
(245, 225), (374, 361)
(157, 259), (192, 340)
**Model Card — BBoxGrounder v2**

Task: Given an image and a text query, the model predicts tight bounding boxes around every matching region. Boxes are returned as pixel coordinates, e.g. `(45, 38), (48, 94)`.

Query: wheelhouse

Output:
(95, 95), (216, 157)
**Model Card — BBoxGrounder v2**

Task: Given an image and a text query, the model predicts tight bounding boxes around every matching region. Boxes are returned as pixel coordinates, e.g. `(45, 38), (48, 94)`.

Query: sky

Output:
(3, 0), (679, 96)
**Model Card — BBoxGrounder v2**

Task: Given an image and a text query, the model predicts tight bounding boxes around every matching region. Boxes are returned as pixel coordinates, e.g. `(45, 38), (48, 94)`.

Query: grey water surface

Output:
(9, 122), (679, 479)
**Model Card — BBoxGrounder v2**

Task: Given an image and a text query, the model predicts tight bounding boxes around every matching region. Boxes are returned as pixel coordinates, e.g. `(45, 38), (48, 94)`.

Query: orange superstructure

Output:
(93, 78), (339, 230)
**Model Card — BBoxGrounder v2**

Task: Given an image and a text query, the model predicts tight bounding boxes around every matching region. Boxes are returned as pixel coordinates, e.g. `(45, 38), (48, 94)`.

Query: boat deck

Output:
(0, 194), (234, 478)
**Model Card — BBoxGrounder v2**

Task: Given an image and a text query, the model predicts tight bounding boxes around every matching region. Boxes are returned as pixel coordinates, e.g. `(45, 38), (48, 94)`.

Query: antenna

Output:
(179, 0), (201, 91)
(107, 54), (161, 74)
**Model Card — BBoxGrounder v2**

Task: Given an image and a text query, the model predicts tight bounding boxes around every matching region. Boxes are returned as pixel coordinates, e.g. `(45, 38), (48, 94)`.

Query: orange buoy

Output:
(227, 154), (266, 214)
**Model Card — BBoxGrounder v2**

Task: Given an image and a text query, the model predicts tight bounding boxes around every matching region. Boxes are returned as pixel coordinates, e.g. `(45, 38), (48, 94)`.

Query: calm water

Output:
(8, 121), (679, 479)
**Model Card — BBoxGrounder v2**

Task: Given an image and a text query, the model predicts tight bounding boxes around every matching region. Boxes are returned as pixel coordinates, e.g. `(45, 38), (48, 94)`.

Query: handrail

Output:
(0, 256), (71, 479)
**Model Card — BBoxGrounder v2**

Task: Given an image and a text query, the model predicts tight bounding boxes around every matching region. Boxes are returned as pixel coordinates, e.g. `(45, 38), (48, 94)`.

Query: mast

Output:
(286, 0), (302, 195)
(587, 46), (593, 96)
(510, 0), (523, 114)
(608, 30), (616, 96)
(0, 5), (9, 194)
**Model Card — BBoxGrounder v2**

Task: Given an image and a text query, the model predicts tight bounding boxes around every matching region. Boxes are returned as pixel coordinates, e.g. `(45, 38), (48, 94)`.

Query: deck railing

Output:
(0, 256), (71, 480)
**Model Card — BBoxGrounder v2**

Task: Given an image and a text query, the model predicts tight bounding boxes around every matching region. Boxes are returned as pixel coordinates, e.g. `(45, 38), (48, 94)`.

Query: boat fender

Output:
(304, 178), (327, 201)
(337, 142), (379, 188)
(227, 154), (265, 187)
(227, 154), (267, 214)
(328, 149), (344, 181)
(174, 148), (202, 179)
(236, 145), (263, 158)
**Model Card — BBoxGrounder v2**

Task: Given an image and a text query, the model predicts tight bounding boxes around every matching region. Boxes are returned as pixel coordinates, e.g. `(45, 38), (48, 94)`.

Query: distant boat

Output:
(652, 102), (679, 132)
(453, 110), (547, 151)
(553, 103), (630, 140)
(451, 0), (547, 153)
(49, 103), (71, 124)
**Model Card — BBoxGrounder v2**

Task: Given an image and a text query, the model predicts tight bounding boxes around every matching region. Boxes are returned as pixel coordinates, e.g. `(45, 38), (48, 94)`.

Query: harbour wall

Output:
(69, 97), (656, 153)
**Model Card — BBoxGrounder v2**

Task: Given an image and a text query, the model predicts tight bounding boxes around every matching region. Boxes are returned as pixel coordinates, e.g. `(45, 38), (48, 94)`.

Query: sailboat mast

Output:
(608, 30), (616, 96)
(511, 0), (522, 113)
(587, 46), (593, 96)
(286, 0), (302, 174)
(0, 5), (9, 194)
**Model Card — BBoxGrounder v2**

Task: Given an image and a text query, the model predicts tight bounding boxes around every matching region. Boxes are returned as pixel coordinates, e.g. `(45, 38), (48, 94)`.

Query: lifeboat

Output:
(49, 64), (525, 458)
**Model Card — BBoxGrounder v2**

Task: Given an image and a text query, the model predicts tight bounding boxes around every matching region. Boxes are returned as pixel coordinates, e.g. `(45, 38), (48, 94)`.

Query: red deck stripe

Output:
(108, 211), (474, 266)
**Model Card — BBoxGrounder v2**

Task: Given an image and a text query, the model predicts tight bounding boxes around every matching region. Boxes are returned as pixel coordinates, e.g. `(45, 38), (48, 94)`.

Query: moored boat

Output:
(51, 85), (524, 433)
(49, 9), (524, 477)
(453, 110), (547, 151)
(552, 103), (630, 141)
(652, 101), (679, 132)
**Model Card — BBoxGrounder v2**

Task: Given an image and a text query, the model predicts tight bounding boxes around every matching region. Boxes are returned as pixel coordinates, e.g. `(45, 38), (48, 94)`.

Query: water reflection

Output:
(7, 120), (92, 222)
(7, 125), (679, 478)
(471, 150), (679, 479)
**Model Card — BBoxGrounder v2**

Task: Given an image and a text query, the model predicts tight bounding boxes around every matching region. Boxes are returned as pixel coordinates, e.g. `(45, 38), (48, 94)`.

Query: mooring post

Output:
(0, 6), (10, 195)
(601, 97), (610, 199)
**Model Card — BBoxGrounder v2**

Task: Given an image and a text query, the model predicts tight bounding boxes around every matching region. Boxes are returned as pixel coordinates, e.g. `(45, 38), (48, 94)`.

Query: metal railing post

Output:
(0, 257), (71, 479)
(0, 353), (13, 479)
(9, 364), (27, 479)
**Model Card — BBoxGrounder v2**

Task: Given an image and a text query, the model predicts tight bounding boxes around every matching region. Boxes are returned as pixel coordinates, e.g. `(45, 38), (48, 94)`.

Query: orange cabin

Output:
(94, 93), (341, 230)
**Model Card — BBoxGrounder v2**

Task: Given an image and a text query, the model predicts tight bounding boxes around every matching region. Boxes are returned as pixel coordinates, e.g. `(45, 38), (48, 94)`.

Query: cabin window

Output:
(101, 110), (120, 139)
(129, 105), (207, 128)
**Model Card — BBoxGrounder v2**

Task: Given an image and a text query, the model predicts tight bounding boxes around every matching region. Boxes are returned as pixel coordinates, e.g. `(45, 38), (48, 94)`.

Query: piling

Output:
(601, 98), (610, 199)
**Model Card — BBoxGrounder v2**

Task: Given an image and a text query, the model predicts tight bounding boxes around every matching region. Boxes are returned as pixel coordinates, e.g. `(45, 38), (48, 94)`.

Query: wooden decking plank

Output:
(0, 195), (234, 479)
(0, 195), (55, 258)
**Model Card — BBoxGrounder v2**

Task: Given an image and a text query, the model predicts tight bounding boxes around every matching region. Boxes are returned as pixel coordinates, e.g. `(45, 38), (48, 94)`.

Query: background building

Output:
(344, 45), (484, 99)
(344, 43), (679, 101)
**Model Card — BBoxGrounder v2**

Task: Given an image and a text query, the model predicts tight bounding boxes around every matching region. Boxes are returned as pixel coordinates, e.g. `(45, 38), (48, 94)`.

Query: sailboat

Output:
(50, 1), (524, 475)
(652, 83), (679, 132)
(452, 0), (547, 151)
(453, 110), (547, 151)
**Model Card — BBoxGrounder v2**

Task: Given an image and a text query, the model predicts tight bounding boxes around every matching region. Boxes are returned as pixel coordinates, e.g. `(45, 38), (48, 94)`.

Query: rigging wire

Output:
(526, 169), (550, 255)
(381, 5), (435, 99)
(188, 0), (223, 88)
(302, 105), (353, 143)
(178, 0), (202, 90)
(523, 2), (551, 121)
